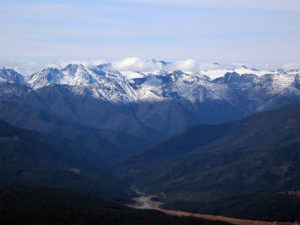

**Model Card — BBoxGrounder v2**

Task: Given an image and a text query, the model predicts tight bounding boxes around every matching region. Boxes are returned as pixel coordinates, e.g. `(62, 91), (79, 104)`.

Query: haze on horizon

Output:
(0, 0), (300, 66)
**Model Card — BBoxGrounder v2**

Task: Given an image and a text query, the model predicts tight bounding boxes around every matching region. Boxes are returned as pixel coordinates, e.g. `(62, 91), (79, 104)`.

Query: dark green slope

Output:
(0, 119), (131, 202)
(115, 103), (300, 201)
(0, 184), (232, 225)
(162, 191), (300, 222)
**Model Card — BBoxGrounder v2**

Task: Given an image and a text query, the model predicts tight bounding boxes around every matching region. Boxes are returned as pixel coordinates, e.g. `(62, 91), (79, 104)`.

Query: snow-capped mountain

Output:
(11, 63), (299, 104)
(1, 62), (300, 140)
(1, 62), (300, 106)
(0, 68), (26, 85)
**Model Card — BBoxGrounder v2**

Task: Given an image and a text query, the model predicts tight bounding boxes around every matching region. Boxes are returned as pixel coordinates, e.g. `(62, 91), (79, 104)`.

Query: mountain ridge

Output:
(1, 64), (300, 140)
(1, 64), (300, 105)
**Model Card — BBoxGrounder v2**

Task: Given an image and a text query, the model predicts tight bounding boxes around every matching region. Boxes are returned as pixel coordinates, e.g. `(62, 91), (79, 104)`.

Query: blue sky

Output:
(0, 0), (300, 65)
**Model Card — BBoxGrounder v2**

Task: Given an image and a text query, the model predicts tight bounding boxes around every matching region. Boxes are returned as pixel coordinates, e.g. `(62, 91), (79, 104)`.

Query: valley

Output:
(1, 63), (300, 224)
(1, 0), (300, 224)
(129, 190), (298, 225)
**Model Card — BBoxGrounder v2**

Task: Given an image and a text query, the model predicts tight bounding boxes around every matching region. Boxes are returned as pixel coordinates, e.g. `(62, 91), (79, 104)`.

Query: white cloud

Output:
(281, 63), (300, 70)
(198, 63), (222, 71)
(0, 61), (46, 75)
(166, 59), (199, 72)
(59, 59), (106, 68)
(111, 58), (201, 73)
(110, 57), (161, 72)
(1, 58), (300, 76)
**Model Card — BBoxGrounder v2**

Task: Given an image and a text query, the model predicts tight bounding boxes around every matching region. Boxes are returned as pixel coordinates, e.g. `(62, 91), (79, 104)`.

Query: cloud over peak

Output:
(1, 57), (300, 76)
(110, 57), (200, 73)
(167, 59), (199, 72)
(110, 57), (161, 72)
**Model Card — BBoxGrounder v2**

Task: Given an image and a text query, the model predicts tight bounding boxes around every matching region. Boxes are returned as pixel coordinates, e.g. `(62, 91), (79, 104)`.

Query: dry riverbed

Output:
(127, 187), (297, 225)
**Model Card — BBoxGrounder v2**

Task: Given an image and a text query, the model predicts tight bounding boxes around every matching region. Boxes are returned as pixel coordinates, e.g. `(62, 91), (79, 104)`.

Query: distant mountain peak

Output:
(0, 68), (26, 85)
(1, 63), (300, 104)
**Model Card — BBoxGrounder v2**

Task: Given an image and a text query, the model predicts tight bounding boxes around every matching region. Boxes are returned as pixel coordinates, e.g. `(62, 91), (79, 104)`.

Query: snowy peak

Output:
(61, 64), (96, 86)
(201, 65), (277, 80)
(2, 62), (300, 104)
(0, 68), (26, 85)
(26, 67), (64, 89)
(27, 64), (98, 89)
(61, 64), (82, 74)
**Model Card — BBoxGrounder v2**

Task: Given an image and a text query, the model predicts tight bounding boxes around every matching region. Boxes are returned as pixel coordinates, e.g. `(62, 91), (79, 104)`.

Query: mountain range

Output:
(1, 62), (300, 141)
(2, 62), (300, 104)
(1, 61), (300, 223)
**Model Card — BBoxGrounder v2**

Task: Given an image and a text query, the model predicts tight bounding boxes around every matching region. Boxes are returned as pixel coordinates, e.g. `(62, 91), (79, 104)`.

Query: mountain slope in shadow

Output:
(115, 103), (300, 202)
